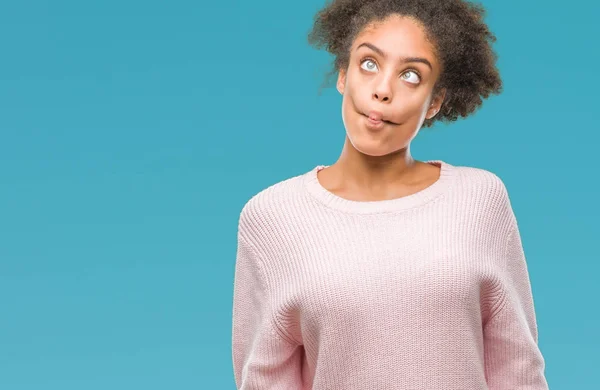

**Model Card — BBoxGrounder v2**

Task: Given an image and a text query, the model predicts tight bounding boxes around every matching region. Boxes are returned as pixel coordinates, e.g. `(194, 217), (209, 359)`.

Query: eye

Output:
(401, 70), (421, 84)
(360, 58), (378, 72)
(360, 57), (421, 85)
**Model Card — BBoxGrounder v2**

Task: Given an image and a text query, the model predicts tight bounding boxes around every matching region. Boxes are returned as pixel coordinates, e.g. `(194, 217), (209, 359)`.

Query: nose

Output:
(372, 77), (393, 103)
(373, 91), (391, 102)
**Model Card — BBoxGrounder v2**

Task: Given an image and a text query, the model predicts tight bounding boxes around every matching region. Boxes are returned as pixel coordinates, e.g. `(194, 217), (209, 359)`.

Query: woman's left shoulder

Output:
(450, 163), (513, 214)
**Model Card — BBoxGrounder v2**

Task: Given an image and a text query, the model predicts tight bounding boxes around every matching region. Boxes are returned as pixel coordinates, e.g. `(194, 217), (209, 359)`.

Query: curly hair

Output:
(307, 0), (503, 128)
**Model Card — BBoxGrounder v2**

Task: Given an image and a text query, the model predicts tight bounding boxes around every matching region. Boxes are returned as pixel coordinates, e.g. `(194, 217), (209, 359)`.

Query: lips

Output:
(366, 110), (384, 121)
(362, 112), (395, 125)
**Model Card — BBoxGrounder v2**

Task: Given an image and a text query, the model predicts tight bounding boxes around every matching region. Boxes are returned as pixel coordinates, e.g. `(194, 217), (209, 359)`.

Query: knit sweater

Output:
(231, 159), (549, 390)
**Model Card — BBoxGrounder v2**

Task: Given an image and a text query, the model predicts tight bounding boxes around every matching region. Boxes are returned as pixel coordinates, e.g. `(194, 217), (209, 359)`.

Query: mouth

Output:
(362, 113), (397, 125)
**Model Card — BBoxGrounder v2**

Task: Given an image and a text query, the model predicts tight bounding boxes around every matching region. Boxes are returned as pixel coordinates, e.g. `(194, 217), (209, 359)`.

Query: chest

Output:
(279, 220), (501, 340)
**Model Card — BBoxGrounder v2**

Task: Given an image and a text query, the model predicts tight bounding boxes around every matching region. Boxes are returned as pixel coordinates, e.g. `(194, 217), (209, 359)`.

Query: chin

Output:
(346, 130), (395, 157)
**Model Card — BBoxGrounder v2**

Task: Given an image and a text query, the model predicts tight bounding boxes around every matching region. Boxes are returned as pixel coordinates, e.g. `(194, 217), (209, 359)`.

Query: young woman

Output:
(232, 0), (549, 388)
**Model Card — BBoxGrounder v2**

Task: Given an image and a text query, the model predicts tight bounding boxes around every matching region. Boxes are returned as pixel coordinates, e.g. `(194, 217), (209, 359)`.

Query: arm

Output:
(483, 221), (549, 389)
(232, 232), (304, 389)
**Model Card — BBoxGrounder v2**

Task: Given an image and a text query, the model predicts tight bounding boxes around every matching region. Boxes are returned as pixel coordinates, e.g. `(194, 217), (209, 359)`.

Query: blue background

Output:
(1, 0), (597, 388)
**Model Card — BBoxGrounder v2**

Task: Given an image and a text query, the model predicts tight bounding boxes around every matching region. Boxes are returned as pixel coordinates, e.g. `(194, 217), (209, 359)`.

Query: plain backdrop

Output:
(0, 0), (598, 388)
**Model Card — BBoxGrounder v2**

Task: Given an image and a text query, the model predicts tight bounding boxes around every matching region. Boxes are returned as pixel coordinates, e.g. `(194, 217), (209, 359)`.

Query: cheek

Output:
(341, 99), (361, 130)
(346, 84), (367, 115)
(339, 94), (353, 125)
(395, 95), (431, 121)
(342, 88), (361, 117)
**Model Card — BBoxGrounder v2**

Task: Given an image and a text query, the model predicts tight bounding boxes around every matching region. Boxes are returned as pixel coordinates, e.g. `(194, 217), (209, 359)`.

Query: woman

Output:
(232, 0), (549, 388)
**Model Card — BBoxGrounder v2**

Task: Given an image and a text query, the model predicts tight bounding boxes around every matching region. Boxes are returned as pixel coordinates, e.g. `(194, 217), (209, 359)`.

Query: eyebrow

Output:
(356, 42), (433, 71)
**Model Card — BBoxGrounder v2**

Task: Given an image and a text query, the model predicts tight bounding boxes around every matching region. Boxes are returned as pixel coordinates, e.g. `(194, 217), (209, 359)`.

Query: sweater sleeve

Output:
(231, 231), (304, 389)
(483, 221), (549, 389)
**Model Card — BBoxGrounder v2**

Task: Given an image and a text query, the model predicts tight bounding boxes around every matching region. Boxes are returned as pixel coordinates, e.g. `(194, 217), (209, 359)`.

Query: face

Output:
(337, 14), (446, 157)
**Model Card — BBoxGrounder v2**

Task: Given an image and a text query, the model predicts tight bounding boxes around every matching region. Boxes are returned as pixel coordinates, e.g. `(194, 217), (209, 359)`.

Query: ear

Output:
(336, 69), (346, 95)
(426, 88), (446, 119)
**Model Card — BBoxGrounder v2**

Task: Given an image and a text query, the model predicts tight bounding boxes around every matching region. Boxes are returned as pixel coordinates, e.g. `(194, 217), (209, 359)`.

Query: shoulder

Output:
(236, 168), (308, 239)
(452, 162), (515, 225)
(455, 163), (510, 198)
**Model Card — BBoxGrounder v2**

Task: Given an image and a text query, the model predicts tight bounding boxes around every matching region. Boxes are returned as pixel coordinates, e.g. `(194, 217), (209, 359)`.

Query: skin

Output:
(317, 14), (448, 202)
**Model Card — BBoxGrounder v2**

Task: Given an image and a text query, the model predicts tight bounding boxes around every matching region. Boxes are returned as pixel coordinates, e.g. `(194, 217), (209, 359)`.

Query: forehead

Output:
(352, 15), (438, 64)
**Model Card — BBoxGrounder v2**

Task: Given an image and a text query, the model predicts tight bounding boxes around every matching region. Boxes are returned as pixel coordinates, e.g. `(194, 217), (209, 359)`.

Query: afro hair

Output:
(307, 0), (503, 128)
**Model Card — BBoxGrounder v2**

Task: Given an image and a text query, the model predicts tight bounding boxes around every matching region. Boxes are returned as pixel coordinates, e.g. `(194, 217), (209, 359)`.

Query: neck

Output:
(332, 138), (421, 187)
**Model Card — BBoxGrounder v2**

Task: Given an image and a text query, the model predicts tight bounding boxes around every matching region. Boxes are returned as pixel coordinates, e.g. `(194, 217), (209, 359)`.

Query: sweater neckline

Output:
(303, 159), (455, 214)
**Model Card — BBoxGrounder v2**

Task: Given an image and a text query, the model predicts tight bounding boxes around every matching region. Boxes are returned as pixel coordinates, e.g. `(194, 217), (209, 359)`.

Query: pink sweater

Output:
(232, 159), (549, 389)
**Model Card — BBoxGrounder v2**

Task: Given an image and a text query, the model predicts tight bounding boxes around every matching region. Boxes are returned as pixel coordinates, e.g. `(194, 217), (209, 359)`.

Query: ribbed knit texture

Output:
(231, 160), (549, 390)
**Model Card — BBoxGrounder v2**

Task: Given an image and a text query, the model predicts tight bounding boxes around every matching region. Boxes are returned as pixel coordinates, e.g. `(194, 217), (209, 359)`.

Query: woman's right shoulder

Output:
(238, 169), (309, 234)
